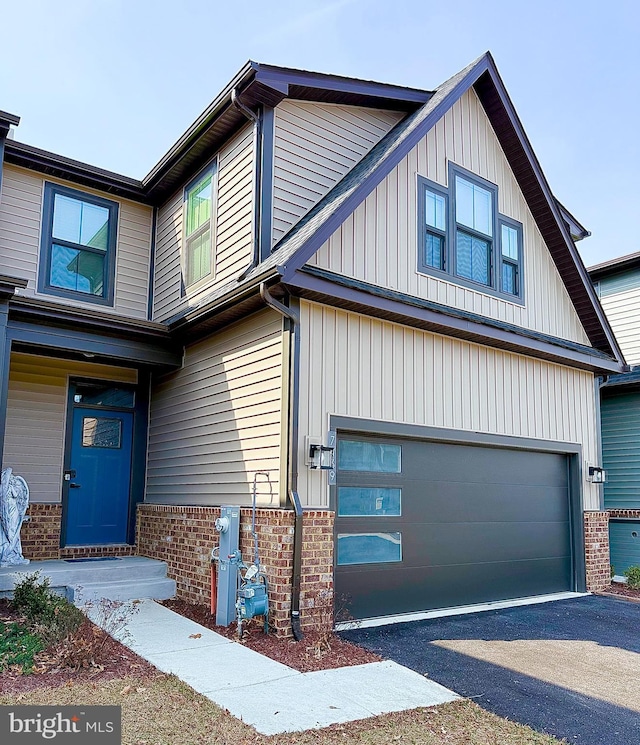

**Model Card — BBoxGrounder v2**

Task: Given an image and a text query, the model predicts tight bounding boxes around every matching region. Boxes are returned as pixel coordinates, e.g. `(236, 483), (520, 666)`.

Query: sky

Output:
(1, 0), (637, 267)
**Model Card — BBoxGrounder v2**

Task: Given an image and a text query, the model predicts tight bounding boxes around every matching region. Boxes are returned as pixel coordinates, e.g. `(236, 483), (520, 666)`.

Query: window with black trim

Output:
(39, 183), (118, 305)
(417, 164), (524, 301)
(184, 164), (216, 289)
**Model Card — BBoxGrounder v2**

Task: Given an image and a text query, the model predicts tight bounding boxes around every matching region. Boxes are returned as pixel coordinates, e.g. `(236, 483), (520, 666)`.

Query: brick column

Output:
(584, 510), (611, 592)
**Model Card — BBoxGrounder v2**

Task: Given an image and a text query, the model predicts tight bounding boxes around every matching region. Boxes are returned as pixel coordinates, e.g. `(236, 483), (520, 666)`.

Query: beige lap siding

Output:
(0, 165), (152, 319)
(272, 101), (404, 244)
(152, 125), (255, 322)
(2, 353), (137, 504)
(146, 310), (284, 505)
(299, 300), (600, 509)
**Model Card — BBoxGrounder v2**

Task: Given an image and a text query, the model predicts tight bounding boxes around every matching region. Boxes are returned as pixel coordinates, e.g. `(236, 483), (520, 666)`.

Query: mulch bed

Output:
(598, 581), (640, 602)
(0, 599), (157, 694)
(161, 598), (381, 673)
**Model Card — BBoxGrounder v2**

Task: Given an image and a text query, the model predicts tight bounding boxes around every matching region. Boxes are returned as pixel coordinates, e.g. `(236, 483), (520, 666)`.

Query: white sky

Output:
(1, 0), (637, 266)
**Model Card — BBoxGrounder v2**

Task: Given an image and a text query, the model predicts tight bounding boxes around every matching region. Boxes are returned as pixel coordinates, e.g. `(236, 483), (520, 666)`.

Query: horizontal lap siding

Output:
(2, 353), (137, 503)
(146, 310), (283, 504)
(598, 272), (640, 365)
(153, 125), (255, 322)
(0, 166), (151, 319)
(308, 89), (590, 346)
(299, 300), (598, 509)
(601, 392), (640, 508)
(273, 102), (404, 244)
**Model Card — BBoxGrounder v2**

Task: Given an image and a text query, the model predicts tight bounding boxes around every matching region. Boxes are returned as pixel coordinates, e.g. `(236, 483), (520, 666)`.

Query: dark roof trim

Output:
(601, 370), (640, 389)
(4, 140), (146, 202)
(588, 251), (640, 280)
(253, 63), (431, 105)
(0, 275), (28, 300)
(557, 200), (590, 241)
(0, 110), (20, 127)
(287, 267), (623, 374)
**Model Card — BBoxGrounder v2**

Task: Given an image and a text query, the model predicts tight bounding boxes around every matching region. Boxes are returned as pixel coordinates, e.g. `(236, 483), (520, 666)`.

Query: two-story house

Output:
(589, 254), (640, 579)
(0, 52), (624, 636)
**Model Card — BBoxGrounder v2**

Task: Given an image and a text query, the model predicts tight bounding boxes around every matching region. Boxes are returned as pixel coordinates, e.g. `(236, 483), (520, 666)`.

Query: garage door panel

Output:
(400, 442), (568, 487)
(334, 432), (575, 621)
(339, 558), (573, 620)
(399, 521), (571, 567)
(397, 483), (570, 524)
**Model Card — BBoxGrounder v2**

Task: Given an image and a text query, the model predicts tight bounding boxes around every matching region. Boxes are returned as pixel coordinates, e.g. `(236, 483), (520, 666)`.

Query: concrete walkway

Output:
(87, 599), (458, 735)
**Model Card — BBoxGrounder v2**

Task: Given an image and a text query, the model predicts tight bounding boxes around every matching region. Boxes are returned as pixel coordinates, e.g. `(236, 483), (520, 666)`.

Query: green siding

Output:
(599, 269), (640, 298)
(602, 391), (640, 508)
(609, 520), (640, 576)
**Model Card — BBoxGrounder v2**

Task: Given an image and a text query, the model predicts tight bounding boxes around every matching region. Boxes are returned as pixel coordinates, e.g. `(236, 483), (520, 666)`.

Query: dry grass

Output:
(0, 673), (565, 745)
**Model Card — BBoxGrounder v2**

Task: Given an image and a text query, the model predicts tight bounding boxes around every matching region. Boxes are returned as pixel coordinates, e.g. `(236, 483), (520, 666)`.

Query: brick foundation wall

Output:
(584, 511), (611, 592)
(21, 504), (62, 560)
(136, 504), (334, 637)
(608, 509), (640, 519)
(19, 504), (135, 561)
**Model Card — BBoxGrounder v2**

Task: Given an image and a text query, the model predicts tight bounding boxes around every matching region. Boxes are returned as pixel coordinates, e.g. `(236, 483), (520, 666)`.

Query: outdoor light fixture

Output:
(588, 466), (607, 483)
(308, 442), (335, 470)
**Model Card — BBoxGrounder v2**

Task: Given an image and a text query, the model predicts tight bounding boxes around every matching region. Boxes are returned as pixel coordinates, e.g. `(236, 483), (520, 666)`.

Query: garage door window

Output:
(337, 532), (402, 565)
(337, 487), (401, 517)
(338, 440), (401, 472)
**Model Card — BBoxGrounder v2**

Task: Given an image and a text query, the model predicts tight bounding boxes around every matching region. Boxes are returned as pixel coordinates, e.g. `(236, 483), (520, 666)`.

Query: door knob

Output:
(69, 483), (82, 489)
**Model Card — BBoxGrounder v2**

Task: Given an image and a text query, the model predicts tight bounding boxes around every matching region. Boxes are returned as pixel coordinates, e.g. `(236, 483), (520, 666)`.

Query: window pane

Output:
(82, 417), (122, 449)
(456, 231), (490, 285)
(501, 224), (519, 259)
(74, 384), (134, 408)
(186, 226), (212, 286)
(425, 191), (446, 231)
(456, 176), (492, 236)
(186, 174), (212, 236)
(338, 440), (401, 472)
(52, 195), (109, 250)
(502, 261), (517, 295)
(338, 487), (402, 517)
(50, 245), (105, 296)
(425, 232), (444, 270)
(337, 533), (402, 565)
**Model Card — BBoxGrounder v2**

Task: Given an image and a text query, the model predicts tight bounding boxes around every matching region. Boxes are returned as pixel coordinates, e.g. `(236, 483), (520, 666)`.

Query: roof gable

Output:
(259, 53), (622, 362)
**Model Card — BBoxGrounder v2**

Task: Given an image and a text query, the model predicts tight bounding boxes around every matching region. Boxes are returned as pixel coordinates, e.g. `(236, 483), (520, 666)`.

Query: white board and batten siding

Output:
(308, 88), (591, 347)
(146, 310), (284, 505)
(3, 353), (137, 503)
(299, 300), (600, 510)
(0, 165), (152, 320)
(597, 270), (640, 366)
(153, 125), (255, 323)
(272, 102), (404, 245)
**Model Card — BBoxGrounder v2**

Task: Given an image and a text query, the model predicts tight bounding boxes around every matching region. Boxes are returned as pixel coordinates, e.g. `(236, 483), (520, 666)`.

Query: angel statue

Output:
(0, 467), (30, 567)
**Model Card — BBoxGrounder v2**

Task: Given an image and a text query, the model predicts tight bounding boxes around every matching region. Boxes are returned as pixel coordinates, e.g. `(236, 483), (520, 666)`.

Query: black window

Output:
(417, 164), (524, 302)
(39, 183), (118, 305)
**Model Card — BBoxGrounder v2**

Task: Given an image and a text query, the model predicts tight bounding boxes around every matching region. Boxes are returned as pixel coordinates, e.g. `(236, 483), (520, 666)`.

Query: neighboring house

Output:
(0, 52), (624, 636)
(589, 253), (640, 578)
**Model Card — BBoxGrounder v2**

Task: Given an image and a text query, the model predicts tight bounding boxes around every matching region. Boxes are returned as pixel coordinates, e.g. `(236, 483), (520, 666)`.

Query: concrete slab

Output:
(86, 599), (229, 653)
(91, 599), (458, 735)
(209, 660), (457, 734)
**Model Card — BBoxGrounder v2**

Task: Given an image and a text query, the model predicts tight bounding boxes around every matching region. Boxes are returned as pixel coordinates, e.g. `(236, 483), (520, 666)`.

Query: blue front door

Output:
(65, 407), (133, 545)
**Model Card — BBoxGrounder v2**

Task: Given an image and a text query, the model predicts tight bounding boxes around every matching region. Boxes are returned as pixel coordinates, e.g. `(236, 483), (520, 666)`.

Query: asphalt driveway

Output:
(341, 596), (640, 745)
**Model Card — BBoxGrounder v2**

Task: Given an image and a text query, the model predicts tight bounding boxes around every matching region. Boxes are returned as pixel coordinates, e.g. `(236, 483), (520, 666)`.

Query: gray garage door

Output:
(334, 434), (573, 621)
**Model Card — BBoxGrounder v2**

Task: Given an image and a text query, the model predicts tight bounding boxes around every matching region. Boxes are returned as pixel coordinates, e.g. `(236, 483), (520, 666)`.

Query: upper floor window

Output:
(184, 164), (216, 289)
(418, 164), (524, 302)
(39, 184), (118, 305)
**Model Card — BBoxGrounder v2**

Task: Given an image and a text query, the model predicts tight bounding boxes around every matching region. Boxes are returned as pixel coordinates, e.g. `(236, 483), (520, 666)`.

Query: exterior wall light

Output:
(588, 466), (607, 483)
(308, 443), (335, 470)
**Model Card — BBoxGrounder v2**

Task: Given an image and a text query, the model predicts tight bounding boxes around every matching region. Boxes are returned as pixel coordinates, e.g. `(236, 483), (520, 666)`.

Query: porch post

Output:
(0, 298), (11, 472)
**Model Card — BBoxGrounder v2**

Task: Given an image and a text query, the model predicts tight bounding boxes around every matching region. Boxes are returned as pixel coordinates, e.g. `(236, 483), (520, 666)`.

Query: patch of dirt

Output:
(599, 581), (640, 602)
(161, 598), (381, 673)
(0, 598), (158, 694)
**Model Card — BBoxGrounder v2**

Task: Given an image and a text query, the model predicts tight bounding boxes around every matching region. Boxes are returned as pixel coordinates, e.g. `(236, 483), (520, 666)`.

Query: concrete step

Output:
(71, 577), (177, 604)
(0, 557), (168, 592)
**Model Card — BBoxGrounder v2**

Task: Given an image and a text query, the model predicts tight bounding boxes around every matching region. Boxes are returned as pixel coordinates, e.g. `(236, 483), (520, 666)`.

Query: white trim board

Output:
(335, 592), (590, 631)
